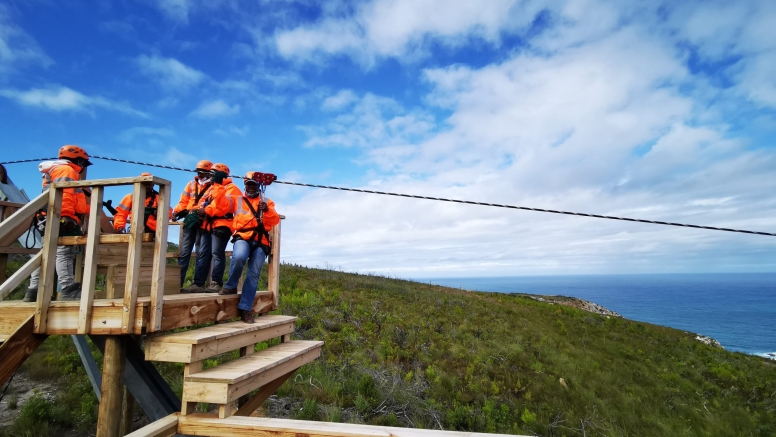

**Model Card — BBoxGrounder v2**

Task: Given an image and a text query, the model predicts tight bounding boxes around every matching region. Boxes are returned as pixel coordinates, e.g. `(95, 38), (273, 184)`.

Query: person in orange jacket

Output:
(24, 145), (92, 302)
(211, 172), (279, 323)
(173, 160), (216, 292)
(113, 173), (172, 233)
(200, 163), (242, 292)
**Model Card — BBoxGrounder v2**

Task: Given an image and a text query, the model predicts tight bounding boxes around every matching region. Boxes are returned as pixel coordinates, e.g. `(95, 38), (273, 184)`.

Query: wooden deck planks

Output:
(183, 348), (321, 404)
(148, 315), (297, 344)
(178, 415), (529, 437)
(0, 291), (273, 335)
(124, 413), (178, 437)
(145, 317), (296, 363)
(0, 314), (47, 387)
(185, 341), (323, 384)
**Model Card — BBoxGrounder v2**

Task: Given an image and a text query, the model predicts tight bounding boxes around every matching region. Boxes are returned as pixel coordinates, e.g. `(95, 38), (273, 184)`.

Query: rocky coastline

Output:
(512, 293), (727, 350)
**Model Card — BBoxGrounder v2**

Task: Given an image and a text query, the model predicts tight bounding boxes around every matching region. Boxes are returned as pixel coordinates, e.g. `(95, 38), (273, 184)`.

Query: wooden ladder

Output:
(145, 315), (323, 419)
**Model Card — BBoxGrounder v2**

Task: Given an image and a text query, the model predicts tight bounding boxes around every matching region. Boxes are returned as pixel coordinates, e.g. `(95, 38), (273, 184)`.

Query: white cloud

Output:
(135, 54), (207, 91)
(190, 99), (240, 118)
(118, 126), (176, 143)
(321, 89), (358, 111)
(0, 86), (148, 117)
(0, 5), (53, 75)
(154, 0), (191, 23)
(275, 0), (535, 64)
(282, 1), (776, 275)
(214, 125), (249, 136)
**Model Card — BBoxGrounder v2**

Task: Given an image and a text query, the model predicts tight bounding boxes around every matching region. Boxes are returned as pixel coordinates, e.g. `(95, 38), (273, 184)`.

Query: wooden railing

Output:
(1, 174), (283, 333)
(0, 191), (48, 300)
(34, 175), (171, 334)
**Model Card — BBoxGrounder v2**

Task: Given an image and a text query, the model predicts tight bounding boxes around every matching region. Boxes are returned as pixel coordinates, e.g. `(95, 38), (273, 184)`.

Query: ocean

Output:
(422, 273), (776, 358)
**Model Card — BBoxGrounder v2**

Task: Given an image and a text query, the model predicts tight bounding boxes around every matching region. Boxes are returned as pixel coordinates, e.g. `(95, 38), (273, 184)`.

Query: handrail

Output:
(0, 189), (48, 246)
(0, 252), (41, 300)
(33, 177), (172, 334)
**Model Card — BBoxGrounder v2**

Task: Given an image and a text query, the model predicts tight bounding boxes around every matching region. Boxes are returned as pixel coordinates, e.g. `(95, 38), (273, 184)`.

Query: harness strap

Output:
(240, 197), (270, 246)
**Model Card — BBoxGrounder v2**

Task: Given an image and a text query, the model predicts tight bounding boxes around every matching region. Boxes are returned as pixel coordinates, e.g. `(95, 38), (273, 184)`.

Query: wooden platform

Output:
(0, 292), (274, 336)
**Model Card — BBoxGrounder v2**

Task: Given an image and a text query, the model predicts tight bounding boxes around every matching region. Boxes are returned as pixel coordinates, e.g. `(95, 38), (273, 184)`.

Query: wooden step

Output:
(182, 340), (323, 412)
(145, 315), (297, 363)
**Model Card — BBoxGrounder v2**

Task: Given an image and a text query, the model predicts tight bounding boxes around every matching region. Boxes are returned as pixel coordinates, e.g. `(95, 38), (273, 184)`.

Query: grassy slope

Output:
(2, 263), (775, 436)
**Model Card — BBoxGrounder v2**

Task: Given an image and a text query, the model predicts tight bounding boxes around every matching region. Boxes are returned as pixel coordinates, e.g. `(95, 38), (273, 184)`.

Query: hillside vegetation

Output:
(2, 263), (775, 436)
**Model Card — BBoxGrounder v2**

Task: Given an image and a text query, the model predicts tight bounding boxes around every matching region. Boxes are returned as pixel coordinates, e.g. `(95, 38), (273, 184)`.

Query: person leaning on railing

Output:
(112, 172), (172, 234)
(24, 145), (92, 302)
(208, 171), (279, 324)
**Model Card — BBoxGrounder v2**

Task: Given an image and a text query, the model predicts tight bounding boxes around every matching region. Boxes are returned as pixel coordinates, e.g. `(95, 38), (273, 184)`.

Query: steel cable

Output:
(2, 155), (774, 237)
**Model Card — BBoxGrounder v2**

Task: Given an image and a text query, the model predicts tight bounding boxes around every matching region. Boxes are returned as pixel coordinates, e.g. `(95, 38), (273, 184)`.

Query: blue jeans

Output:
(224, 239), (267, 311)
(210, 227), (230, 286)
(178, 226), (212, 286)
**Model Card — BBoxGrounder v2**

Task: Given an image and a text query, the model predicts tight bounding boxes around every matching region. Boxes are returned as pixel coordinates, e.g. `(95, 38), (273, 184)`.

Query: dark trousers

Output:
(210, 227), (231, 286)
(178, 226), (212, 286)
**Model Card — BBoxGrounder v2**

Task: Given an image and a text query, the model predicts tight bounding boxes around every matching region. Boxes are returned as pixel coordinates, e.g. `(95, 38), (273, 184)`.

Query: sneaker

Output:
(239, 309), (255, 324)
(60, 282), (82, 301)
(206, 283), (222, 293)
(22, 288), (37, 303)
(218, 287), (237, 296)
(181, 283), (205, 293)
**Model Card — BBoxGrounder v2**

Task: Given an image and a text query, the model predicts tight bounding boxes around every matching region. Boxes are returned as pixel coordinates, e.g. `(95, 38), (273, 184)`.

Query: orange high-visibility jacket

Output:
(113, 192), (172, 232)
(209, 184), (279, 246)
(203, 178), (242, 231)
(40, 161), (89, 222)
(173, 179), (213, 214)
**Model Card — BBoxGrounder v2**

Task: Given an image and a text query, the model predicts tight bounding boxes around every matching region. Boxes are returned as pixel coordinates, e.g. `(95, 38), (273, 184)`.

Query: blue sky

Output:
(1, 0), (776, 277)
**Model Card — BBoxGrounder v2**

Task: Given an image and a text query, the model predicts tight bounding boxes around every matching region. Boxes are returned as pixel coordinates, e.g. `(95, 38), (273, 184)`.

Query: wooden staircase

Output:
(145, 315), (323, 419)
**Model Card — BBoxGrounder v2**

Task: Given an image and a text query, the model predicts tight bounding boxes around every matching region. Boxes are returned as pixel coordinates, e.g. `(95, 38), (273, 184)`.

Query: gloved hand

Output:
(212, 170), (227, 185)
(173, 210), (188, 221)
(197, 207), (206, 217)
(259, 201), (268, 212)
(60, 217), (78, 232)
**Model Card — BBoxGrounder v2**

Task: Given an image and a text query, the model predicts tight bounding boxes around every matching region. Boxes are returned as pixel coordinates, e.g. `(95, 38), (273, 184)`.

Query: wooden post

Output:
(0, 204), (13, 284)
(96, 336), (126, 437)
(78, 186), (103, 334)
(34, 188), (62, 334)
(122, 183), (145, 334)
(120, 387), (135, 435)
(149, 183), (170, 332)
(267, 222), (281, 310)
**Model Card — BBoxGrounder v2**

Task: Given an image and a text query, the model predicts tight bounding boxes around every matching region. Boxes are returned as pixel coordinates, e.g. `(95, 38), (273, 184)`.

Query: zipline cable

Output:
(2, 155), (775, 237)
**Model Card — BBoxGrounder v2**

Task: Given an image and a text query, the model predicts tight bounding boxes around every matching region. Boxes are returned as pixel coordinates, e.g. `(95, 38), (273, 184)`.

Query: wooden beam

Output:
(0, 247), (39, 254)
(0, 314), (46, 387)
(97, 336), (127, 437)
(77, 186), (103, 334)
(58, 233), (155, 245)
(0, 251), (41, 301)
(0, 254), (6, 287)
(267, 222), (281, 311)
(181, 361), (202, 416)
(34, 188), (62, 333)
(178, 415), (527, 437)
(0, 291), (274, 335)
(0, 190), (48, 246)
(52, 175), (171, 189)
(149, 183), (170, 332)
(234, 370), (295, 417)
(124, 413), (178, 437)
(122, 183), (146, 334)
(0, 201), (25, 208)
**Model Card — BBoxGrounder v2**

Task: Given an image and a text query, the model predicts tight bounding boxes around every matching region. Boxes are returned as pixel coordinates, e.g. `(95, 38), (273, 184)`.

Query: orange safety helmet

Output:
(243, 171), (258, 184)
(59, 144), (92, 166)
(140, 172), (152, 177)
(195, 160), (213, 172)
(213, 163), (230, 174)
